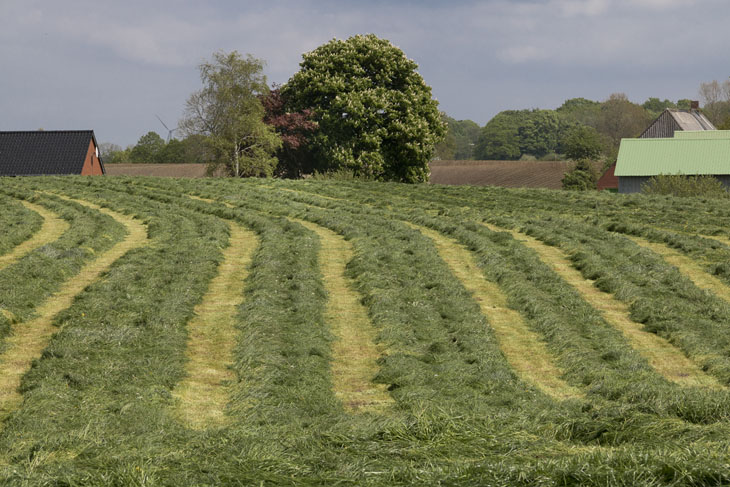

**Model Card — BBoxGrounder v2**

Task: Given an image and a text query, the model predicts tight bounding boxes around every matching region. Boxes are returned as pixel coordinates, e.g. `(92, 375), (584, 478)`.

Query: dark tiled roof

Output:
(0, 130), (98, 176)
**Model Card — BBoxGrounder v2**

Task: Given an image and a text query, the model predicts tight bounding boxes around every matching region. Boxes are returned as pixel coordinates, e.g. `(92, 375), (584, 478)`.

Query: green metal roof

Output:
(615, 138), (730, 176)
(674, 130), (730, 139)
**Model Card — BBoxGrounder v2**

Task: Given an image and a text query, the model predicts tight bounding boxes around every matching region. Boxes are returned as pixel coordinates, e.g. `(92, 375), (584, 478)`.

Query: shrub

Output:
(562, 159), (597, 190)
(310, 168), (375, 182)
(642, 174), (728, 198)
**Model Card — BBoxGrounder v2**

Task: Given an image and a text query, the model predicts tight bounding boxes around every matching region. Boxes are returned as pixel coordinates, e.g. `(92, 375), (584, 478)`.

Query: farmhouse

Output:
(0, 130), (105, 176)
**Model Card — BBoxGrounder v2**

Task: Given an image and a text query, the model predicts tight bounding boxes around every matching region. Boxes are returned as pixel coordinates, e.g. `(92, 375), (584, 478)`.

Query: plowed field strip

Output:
(0, 197), (148, 422)
(172, 222), (258, 429)
(0, 201), (69, 271)
(410, 223), (582, 400)
(627, 236), (730, 304)
(293, 219), (392, 412)
(486, 224), (721, 389)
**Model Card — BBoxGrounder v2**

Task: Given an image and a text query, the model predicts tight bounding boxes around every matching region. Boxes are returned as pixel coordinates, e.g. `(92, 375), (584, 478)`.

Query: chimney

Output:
(690, 100), (700, 110)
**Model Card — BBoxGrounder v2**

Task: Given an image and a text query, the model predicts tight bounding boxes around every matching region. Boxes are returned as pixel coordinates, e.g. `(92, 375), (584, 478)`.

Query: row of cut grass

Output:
(0, 186), (126, 354)
(0, 195), (44, 265)
(409, 222), (582, 400)
(0, 178), (232, 483)
(485, 222), (721, 389)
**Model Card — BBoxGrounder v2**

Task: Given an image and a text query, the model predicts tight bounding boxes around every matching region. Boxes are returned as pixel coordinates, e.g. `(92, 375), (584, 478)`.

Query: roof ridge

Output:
(0, 130), (94, 134)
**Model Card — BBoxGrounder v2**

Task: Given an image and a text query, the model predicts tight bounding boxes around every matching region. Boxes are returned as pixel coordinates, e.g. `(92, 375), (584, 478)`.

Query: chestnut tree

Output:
(282, 34), (445, 182)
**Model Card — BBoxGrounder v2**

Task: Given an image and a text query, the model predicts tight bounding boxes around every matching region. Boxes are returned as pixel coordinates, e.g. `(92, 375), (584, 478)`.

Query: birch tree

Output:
(180, 51), (280, 177)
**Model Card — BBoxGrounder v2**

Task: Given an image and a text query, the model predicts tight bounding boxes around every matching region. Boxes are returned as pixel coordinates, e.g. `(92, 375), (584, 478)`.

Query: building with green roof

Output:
(613, 106), (724, 193)
(615, 137), (730, 193)
(674, 130), (730, 140)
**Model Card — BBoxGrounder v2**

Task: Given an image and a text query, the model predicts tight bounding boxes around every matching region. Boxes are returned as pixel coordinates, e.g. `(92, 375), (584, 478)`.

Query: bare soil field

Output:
(104, 163), (212, 178)
(429, 160), (602, 189)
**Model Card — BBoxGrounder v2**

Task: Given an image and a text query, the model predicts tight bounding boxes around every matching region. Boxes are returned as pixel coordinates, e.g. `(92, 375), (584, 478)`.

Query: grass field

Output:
(2, 176), (730, 485)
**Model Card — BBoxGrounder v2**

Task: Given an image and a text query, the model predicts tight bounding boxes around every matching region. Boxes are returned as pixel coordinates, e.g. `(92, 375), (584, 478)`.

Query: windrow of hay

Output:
(410, 223), (582, 400)
(0, 197), (148, 422)
(486, 224), (721, 389)
(172, 222), (258, 429)
(0, 201), (69, 271)
(292, 218), (392, 412)
(626, 236), (730, 304)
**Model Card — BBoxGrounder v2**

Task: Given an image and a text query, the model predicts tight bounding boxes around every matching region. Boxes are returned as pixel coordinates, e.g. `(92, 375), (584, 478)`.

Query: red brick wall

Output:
(80, 140), (103, 175)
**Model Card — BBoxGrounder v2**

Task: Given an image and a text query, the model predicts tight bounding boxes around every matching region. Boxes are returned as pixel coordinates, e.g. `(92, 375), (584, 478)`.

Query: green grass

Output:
(3, 176), (730, 484)
(0, 193), (43, 258)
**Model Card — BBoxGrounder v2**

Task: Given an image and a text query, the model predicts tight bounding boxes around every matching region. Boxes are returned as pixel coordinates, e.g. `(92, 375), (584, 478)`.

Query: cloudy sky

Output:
(1, 0), (728, 147)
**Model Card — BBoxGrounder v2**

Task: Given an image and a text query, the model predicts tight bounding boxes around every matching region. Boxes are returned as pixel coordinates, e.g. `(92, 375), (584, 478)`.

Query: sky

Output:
(1, 0), (729, 147)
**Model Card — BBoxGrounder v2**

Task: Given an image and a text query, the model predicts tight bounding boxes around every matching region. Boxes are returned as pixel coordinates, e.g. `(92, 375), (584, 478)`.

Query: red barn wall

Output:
(597, 163), (618, 191)
(80, 139), (103, 175)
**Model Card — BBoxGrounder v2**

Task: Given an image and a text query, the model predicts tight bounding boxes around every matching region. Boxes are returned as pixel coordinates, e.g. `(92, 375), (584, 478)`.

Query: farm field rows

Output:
(2, 176), (730, 484)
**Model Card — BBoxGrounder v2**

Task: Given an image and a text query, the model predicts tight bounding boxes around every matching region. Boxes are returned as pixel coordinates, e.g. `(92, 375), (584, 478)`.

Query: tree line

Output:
(433, 94), (713, 162)
(100, 133), (210, 164)
(101, 32), (727, 185)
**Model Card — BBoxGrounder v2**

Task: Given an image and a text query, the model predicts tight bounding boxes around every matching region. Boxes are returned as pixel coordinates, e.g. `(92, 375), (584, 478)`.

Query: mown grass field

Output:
(2, 176), (730, 485)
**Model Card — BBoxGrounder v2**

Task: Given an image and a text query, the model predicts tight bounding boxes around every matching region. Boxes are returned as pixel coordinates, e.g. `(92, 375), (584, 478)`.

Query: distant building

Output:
(597, 163), (618, 191)
(0, 130), (105, 176)
(615, 134), (730, 193)
(615, 105), (720, 193)
(639, 105), (715, 139)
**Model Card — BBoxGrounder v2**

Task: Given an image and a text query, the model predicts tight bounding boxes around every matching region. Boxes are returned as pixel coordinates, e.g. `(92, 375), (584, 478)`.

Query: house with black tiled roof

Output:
(0, 130), (105, 176)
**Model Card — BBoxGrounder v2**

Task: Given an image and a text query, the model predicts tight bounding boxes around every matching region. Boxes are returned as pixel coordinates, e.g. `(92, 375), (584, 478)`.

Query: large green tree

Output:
(282, 34), (445, 182)
(434, 114), (481, 160)
(593, 93), (650, 148)
(473, 111), (521, 160)
(129, 131), (165, 163)
(563, 125), (604, 161)
(180, 51), (280, 177)
(475, 109), (577, 160)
